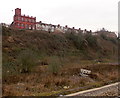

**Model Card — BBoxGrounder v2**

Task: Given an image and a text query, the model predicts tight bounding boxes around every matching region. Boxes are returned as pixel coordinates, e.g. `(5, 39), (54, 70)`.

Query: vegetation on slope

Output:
(2, 26), (119, 96)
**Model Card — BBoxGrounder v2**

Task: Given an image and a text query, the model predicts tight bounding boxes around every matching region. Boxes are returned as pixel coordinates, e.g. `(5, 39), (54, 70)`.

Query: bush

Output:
(2, 26), (12, 36)
(2, 61), (18, 77)
(85, 34), (98, 47)
(17, 49), (38, 73)
(48, 56), (61, 75)
(2, 53), (18, 77)
(109, 38), (117, 44)
(74, 35), (85, 50)
(65, 33), (85, 50)
(100, 33), (108, 40)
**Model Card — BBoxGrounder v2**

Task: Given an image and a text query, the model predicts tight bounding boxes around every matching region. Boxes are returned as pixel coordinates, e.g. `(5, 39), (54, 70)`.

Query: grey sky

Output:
(0, 0), (119, 32)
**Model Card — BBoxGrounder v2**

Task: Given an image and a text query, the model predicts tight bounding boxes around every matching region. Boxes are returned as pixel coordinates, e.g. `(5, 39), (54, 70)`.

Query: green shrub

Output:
(2, 53), (16, 77)
(17, 49), (38, 73)
(2, 26), (12, 36)
(109, 38), (117, 44)
(100, 33), (108, 40)
(48, 56), (61, 75)
(65, 33), (85, 50)
(85, 34), (98, 47)
(2, 61), (18, 77)
(74, 35), (85, 50)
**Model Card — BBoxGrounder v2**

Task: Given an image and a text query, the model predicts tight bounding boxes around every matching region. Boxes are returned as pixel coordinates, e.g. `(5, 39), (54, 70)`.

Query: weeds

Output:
(48, 56), (62, 75)
(100, 33), (108, 40)
(17, 49), (38, 73)
(85, 34), (98, 47)
(2, 27), (119, 96)
(65, 32), (85, 50)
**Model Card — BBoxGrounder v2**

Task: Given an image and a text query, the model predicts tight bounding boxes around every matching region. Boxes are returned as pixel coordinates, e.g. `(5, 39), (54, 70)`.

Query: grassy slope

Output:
(2, 27), (119, 96)
(2, 27), (118, 61)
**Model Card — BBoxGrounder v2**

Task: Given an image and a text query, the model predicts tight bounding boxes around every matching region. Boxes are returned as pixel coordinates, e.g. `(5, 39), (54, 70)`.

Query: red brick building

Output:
(11, 8), (36, 30)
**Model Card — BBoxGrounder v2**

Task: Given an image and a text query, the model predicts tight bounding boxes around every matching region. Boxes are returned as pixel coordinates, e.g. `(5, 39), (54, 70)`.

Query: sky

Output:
(0, 0), (119, 32)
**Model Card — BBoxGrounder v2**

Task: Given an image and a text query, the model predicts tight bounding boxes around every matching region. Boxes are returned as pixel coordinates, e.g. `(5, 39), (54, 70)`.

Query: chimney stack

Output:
(65, 25), (68, 28)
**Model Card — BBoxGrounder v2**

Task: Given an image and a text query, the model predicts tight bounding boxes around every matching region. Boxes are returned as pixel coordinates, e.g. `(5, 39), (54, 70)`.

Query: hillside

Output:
(2, 27), (119, 96)
(2, 26), (118, 61)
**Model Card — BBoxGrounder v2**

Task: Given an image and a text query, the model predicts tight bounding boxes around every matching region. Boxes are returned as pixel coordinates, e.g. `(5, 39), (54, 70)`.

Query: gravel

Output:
(64, 82), (119, 97)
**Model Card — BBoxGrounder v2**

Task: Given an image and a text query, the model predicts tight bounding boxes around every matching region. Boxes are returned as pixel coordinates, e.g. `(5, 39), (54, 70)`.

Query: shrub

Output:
(2, 26), (12, 36)
(74, 35), (85, 50)
(2, 61), (18, 77)
(65, 32), (85, 50)
(2, 53), (17, 77)
(17, 49), (38, 73)
(109, 38), (117, 44)
(48, 56), (61, 75)
(100, 33), (108, 40)
(85, 34), (98, 47)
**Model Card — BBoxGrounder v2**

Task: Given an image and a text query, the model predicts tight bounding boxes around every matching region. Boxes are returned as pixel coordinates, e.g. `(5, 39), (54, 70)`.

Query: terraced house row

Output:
(11, 8), (85, 33)
(10, 8), (117, 38)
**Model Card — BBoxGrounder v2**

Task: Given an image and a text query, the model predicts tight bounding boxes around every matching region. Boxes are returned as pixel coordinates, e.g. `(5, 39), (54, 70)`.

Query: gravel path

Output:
(63, 82), (119, 97)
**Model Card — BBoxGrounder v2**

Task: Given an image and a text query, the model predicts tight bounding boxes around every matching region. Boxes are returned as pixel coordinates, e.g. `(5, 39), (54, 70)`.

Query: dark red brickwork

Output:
(11, 8), (36, 30)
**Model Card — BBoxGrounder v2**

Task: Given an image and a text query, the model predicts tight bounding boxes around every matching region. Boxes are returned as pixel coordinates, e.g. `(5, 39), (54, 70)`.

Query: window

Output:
(29, 19), (31, 22)
(32, 19), (34, 22)
(14, 17), (16, 21)
(25, 18), (27, 22)
(29, 25), (31, 29)
(22, 18), (24, 21)
(27, 19), (29, 22)
(32, 26), (35, 30)
(18, 17), (20, 20)
(25, 24), (28, 29)
(21, 24), (23, 27)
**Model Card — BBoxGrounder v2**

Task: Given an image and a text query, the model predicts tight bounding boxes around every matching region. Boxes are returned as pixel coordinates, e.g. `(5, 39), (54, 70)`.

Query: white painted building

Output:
(36, 21), (56, 32)
(36, 21), (84, 34)
(1, 23), (10, 28)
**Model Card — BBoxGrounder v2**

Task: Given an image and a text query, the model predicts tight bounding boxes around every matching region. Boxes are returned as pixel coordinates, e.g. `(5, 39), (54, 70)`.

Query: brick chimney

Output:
(39, 21), (42, 24)
(79, 28), (81, 30)
(65, 25), (68, 28)
(58, 24), (60, 27)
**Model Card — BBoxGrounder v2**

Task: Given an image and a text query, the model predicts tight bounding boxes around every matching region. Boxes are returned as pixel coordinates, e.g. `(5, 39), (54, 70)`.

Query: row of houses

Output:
(10, 8), (91, 34)
(1, 23), (10, 28)
(2, 8), (117, 38)
(36, 21), (85, 33)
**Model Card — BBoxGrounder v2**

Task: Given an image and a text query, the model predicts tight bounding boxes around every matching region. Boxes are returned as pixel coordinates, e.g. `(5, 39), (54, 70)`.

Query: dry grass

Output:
(2, 27), (119, 96)
(3, 62), (118, 96)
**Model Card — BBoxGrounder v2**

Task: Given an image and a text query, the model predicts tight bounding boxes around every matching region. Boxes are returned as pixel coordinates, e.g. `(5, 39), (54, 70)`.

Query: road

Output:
(61, 82), (119, 97)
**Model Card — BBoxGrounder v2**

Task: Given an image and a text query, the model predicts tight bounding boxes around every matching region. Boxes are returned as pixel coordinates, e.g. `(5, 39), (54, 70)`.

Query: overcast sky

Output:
(0, 0), (119, 32)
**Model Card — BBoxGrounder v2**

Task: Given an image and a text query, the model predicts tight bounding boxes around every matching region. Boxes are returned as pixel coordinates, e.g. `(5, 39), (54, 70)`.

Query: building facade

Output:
(1, 23), (10, 28)
(10, 8), (117, 38)
(36, 21), (55, 32)
(11, 8), (36, 30)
